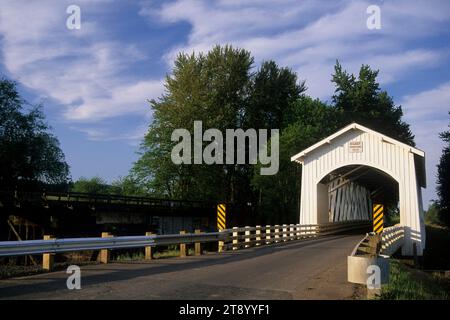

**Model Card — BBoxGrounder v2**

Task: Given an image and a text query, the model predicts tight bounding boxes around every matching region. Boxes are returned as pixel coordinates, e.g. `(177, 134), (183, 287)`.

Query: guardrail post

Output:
(145, 232), (154, 260)
(274, 225), (280, 243)
(100, 232), (112, 264)
(282, 224), (287, 242)
(218, 230), (225, 253)
(255, 225), (261, 246)
(194, 229), (202, 256)
(296, 225), (301, 239)
(42, 235), (55, 271)
(232, 227), (239, 250)
(265, 225), (271, 244)
(245, 226), (251, 248)
(180, 230), (187, 257)
(289, 224), (294, 240)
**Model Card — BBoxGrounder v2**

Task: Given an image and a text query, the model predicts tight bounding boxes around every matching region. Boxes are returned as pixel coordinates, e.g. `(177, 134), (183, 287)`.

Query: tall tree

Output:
(437, 113), (450, 226)
(245, 60), (305, 130)
(133, 46), (302, 203)
(0, 77), (69, 190)
(70, 176), (110, 194)
(331, 61), (415, 145)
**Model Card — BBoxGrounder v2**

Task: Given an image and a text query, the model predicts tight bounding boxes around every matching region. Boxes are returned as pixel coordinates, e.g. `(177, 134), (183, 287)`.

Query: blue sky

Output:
(0, 0), (449, 206)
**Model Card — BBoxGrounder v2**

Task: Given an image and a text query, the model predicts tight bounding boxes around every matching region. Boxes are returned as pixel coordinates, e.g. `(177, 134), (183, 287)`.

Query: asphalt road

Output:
(0, 234), (363, 300)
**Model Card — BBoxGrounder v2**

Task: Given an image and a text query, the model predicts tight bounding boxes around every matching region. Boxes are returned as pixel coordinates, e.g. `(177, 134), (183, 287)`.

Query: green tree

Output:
(245, 60), (305, 130)
(252, 97), (339, 222)
(0, 77), (69, 190)
(71, 176), (110, 194)
(331, 61), (415, 145)
(111, 175), (147, 196)
(437, 113), (450, 226)
(133, 45), (302, 203)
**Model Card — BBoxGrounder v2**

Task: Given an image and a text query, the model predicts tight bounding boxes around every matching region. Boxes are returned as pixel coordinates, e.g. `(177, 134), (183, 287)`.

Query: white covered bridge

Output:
(291, 123), (426, 256)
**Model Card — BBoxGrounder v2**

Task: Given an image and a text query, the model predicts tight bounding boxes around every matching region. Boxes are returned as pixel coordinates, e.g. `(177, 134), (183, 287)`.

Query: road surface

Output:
(0, 234), (363, 300)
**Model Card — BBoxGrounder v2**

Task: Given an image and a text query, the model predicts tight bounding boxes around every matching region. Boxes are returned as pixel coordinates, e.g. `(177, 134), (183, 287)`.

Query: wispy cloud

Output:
(149, 0), (449, 98)
(0, 0), (163, 124)
(402, 82), (450, 203)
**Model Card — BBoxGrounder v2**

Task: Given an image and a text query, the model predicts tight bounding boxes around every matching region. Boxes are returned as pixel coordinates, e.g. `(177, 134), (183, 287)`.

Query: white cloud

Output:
(151, 0), (449, 99)
(70, 123), (148, 146)
(0, 0), (163, 125)
(402, 82), (450, 205)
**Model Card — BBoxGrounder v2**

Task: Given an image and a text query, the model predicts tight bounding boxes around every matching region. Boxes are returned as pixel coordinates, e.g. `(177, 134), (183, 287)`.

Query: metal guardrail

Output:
(0, 232), (225, 257)
(0, 220), (371, 257)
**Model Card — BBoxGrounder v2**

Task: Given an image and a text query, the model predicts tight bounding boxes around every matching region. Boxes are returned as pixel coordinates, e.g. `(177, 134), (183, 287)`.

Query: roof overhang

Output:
(290, 123), (426, 188)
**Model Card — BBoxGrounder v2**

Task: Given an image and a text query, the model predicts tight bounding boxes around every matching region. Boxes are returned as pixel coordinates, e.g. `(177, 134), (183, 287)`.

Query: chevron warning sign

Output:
(217, 203), (226, 231)
(373, 204), (384, 234)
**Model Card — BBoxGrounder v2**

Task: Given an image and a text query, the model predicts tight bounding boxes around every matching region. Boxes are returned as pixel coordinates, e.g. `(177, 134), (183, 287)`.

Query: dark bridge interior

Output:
(321, 165), (399, 214)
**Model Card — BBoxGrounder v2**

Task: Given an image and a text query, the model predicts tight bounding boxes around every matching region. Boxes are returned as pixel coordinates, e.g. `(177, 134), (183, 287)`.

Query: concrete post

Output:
(255, 225), (261, 246)
(274, 225), (280, 243)
(296, 225), (301, 239)
(100, 232), (113, 264)
(145, 232), (154, 260)
(232, 227), (239, 250)
(194, 229), (202, 256)
(282, 224), (288, 242)
(289, 224), (294, 240)
(42, 235), (55, 271)
(245, 226), (251, 248)
(179, 230), (187, 257)
(265, 225), (271, 244)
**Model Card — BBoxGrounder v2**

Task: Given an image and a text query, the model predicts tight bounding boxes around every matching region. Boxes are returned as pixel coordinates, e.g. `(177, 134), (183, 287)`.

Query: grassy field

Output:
(380, 260), (449, 299)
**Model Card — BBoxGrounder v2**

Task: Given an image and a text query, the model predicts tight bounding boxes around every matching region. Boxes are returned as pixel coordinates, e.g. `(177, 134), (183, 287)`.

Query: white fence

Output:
(380, 224), (405, 256)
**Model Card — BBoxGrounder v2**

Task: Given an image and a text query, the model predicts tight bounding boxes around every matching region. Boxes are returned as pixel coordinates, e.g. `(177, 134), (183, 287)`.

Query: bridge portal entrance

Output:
(291, 123), (426, 256)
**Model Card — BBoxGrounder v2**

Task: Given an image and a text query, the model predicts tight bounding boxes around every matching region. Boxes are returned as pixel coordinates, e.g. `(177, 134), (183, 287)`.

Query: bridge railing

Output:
(349, 224), (405, 258)
(0, 189), (217, 209)
(380, 224), (405, 256)
(347, 224), (405, 289)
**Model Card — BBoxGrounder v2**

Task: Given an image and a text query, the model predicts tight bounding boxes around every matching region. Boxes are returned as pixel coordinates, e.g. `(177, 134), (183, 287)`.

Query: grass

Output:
(113, 245), (195, 261)
(380, 260), (449, 300)
(379, 222), (450, 300)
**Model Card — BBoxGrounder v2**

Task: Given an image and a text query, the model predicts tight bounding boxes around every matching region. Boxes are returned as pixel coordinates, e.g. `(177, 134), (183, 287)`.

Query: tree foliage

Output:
(70, 176), (110, 194)
(437, 113), (450, 226)
(132, 45), (303, 204)
(332, 61), (415, 146)
(0, 77), (69, 190)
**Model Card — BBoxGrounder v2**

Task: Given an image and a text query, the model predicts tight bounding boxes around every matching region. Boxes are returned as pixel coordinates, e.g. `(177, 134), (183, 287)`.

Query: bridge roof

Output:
(290, 123), (426, 187)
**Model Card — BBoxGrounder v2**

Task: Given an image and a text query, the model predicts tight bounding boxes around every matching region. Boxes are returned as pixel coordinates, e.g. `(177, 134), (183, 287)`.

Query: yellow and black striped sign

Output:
(373, 204), (384, 234)
(217, 203), (226, 230)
